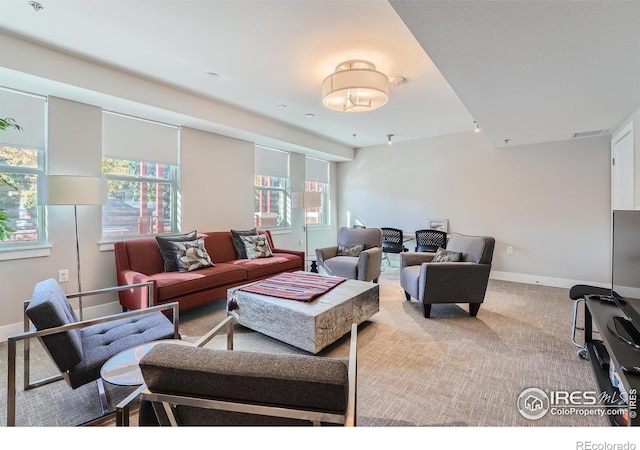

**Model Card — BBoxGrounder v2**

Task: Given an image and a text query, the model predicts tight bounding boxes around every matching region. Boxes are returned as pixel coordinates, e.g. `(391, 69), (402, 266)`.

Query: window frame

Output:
(101, 158), (179, 241)
(254, 174), (292, 229)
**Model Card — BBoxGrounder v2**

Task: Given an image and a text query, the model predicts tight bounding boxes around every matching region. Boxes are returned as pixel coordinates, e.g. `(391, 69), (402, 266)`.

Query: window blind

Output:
(102, 111), (179, 165)
(0, 88), (46, 149)
(305, 156), (329, 183)
(255, 145), (289, 178)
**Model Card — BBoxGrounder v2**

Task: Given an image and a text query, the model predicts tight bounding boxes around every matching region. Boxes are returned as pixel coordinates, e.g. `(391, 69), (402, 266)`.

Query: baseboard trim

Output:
(0, 301), (122, 343)
(490, 270), (608, 290)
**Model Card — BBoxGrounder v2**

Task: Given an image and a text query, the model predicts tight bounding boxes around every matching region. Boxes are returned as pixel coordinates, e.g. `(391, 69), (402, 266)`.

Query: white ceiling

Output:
(0, 0), (639, 151)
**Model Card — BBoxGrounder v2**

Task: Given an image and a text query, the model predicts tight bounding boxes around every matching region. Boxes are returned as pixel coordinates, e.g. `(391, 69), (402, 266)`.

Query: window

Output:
(102, 158), (178, 239)
(102, 112), (179, 240)
(305, 157), (329, 226)
(0, 88), (46, 248)
(254, 146), (291, 228)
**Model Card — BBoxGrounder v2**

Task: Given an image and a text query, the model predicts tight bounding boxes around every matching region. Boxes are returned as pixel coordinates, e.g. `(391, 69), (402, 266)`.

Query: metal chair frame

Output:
(6, 281), (180, 426)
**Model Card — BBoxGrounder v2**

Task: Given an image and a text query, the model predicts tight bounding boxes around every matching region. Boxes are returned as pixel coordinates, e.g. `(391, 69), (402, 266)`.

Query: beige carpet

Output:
(0, 268), (607, 427)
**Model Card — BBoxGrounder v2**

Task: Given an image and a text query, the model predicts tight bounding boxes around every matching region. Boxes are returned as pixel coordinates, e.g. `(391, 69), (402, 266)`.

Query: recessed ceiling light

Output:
(277, 104), (287, 109)
(389, 76), (406, 86)
(304, 113), (315, 119)
(205, 72), (220, 79)
(28, 1), (44, 12)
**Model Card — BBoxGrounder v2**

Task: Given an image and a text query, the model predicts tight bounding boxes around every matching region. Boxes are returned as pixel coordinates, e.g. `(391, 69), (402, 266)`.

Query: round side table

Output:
(100, 339), (193, 386)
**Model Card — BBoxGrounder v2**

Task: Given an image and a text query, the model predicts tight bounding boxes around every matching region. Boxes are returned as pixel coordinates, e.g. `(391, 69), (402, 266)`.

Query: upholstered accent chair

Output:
(316, 227), (383, 282)
(116, 319), (358, 426)
(400, 233), (495, 318)
(6, 278), (179, 426)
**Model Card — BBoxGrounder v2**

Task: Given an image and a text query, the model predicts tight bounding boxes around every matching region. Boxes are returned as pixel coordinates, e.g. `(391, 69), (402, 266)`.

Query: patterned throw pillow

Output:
(337, 243), (365, 257)
(432, 247), (463, 263)
(155, 230), (198, 272)
(241, 235), (274, 259)
(169, 238), (215, 272)
(231, 228), (258, 259)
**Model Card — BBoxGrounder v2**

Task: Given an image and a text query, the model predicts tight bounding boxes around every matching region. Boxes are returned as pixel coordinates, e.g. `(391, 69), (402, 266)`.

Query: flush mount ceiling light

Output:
(322, 60), (389, 112)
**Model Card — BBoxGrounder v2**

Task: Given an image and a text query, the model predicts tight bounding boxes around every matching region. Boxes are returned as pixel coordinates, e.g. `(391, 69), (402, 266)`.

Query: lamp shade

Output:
(38, 175), (107, 205)
(293, 191), (322, 209)
(322, 60), (389, 112)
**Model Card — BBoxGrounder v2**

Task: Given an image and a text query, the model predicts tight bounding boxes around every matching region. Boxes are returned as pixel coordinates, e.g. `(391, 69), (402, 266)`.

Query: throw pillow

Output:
(169, 238), (215, 272)
(432, 247), (463, 263)
(240, 234), (274, 260)
(156, 230), (198, 272)
(231, 228), (258, 259)
(337, 243), (365, 257)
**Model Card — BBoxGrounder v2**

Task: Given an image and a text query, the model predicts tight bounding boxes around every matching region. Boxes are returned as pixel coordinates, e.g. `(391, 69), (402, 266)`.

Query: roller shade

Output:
(0, 88), (46, 149)
(305, 157), (329, 183)
(103, 111), (179, 165)
(255, 145), (289, 178)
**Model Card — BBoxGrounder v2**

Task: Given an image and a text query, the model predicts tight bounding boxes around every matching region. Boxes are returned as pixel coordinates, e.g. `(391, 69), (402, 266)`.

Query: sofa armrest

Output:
(117, 270), (158, 310)
(400, 251), (435, 269)
(272, 248), (305, 270)
(316, 246), (338, 264)
(357, 247), (382, 282)
(420, 262), (492, 303)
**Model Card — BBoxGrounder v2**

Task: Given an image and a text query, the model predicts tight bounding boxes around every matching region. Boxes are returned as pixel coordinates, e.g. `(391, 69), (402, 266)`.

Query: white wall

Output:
(337, 131), (612, 287)
(180, 127), (255, 231)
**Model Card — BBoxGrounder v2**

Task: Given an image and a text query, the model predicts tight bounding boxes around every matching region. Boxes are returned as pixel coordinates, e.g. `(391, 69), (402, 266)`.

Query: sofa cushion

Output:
(232, 253), (302, 280)
(170, 238), (215, 272)
(241, 234), (273, 259)
(142, 263), (248, 301)
(320, 256), (358, 280)
(231, 228), (258, 259)
(156, 230), (198, 272)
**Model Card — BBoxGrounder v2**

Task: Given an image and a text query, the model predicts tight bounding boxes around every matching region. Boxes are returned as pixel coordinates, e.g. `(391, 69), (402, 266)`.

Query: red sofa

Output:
(114, 230), (304, 311)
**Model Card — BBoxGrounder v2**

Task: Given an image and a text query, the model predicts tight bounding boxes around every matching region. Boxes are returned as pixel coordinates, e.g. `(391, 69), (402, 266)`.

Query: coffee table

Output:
(227, 273), (379, 354)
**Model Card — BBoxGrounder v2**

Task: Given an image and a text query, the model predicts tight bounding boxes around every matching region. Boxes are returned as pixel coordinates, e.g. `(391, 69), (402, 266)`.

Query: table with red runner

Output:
(237, 272), (346, 302)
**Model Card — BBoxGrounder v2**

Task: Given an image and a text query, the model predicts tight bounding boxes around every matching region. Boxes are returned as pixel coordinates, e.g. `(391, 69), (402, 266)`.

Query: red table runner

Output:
(237, 272), (346, 302)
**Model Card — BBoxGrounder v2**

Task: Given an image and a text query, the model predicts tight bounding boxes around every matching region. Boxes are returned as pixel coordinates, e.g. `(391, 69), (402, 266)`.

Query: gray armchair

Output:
(116, 318), (358, 426)
(316, 227), (383, 282)
(400, 233), (495, 318)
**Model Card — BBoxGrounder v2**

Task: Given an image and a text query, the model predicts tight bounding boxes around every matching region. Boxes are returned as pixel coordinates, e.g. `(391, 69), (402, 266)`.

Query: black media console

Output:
(585, 297), (639, 426)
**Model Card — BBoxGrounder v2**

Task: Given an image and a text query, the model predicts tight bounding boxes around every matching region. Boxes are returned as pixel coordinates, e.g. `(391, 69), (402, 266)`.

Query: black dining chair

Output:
(414, 229), (448, 252)
(381, 227), (408, 265)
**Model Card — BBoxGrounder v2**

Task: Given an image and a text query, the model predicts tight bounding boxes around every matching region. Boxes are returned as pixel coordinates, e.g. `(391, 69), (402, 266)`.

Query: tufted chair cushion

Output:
(26, 278), (176, 389)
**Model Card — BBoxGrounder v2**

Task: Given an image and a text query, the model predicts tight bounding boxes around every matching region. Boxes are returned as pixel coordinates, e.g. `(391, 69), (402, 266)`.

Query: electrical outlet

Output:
(58, 269), (69, 283)
(507, 246), (514, 255)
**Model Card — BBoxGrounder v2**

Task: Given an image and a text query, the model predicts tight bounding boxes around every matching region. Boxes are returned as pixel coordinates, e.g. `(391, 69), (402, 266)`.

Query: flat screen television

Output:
(610, 210), (640, 364)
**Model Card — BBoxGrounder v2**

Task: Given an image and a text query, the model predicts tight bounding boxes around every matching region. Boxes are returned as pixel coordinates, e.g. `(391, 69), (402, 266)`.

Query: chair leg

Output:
(469, 303), (481, 317)
(404, 290), (411, 301)
(97, 378), (110, 415)
(422, 303), (431, 318)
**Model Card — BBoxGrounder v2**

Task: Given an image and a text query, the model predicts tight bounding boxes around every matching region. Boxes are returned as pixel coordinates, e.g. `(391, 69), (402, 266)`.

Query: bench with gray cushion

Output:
(6, 278), (179, 426)
(400, 233), (495, 318)
(117, 320), (357, 426)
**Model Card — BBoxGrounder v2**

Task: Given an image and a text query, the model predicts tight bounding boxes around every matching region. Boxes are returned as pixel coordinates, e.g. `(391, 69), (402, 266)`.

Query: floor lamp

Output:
(293, 191), (322, 272)
(39, 175), (106, 319)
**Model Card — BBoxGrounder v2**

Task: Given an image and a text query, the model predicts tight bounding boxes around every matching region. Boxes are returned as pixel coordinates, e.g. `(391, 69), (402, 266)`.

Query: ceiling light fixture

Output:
(322, 60), (389, 112)
(28, 1), (44, 11)
(387, 134), (394, 145)
(474, 121), (481, 132)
